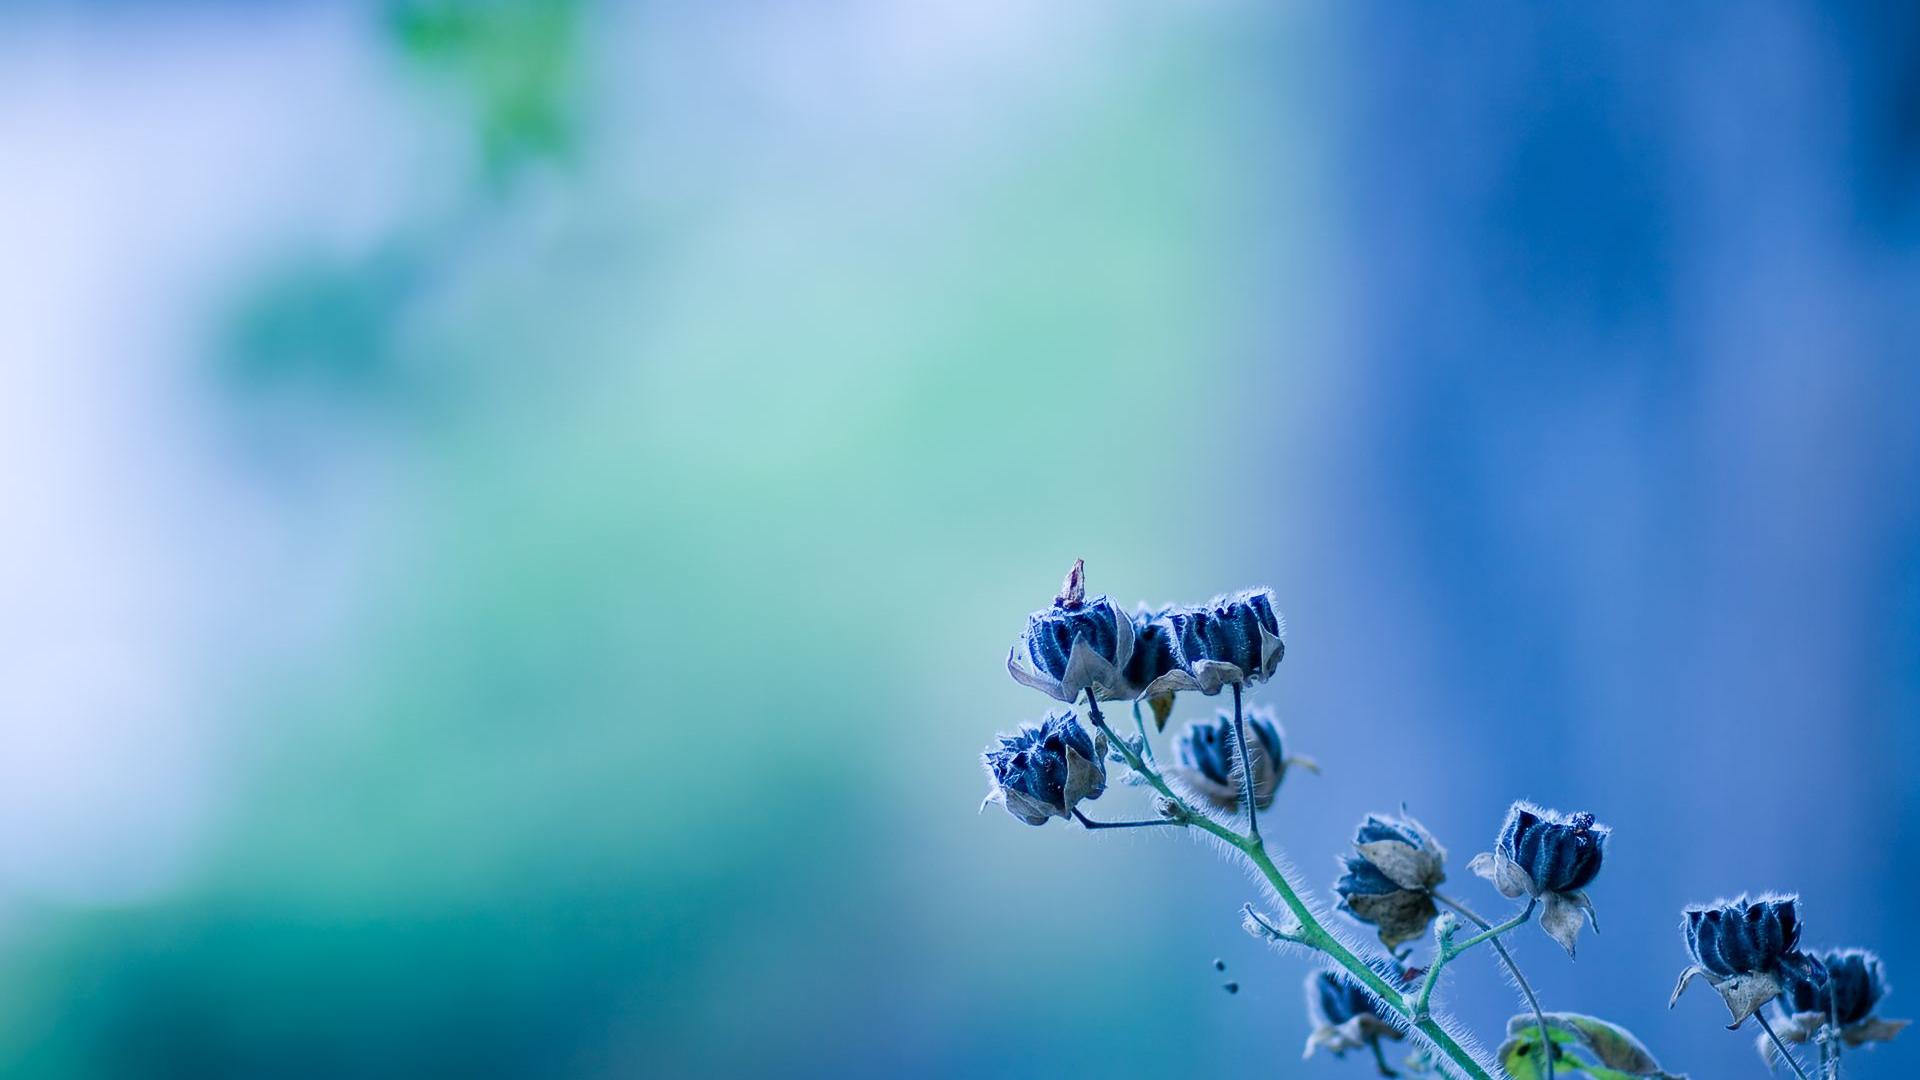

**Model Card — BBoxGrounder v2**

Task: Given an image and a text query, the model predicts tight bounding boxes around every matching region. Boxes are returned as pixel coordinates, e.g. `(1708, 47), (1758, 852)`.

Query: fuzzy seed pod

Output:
(1760, 948), (1910, 1063)
(1470, 802), (1608, 957)
(1170, 708), (1299, 812)
(1007, 562), (1135, 703)
(1671, 895), (1822, 1029)
(980, 711), (1108, 826)
(1337, 812), (1447, 952)
(1131, 589), (1285, 698)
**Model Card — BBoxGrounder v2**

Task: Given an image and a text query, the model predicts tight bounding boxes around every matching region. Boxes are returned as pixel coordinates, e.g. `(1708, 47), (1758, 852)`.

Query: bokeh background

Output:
(5, 1), (1919, 1077)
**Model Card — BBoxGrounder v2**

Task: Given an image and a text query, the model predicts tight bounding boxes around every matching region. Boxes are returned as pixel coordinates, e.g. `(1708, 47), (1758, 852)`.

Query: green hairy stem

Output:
(1435, 892), (1555, 1080)
(1083, 693), (1501, 1080)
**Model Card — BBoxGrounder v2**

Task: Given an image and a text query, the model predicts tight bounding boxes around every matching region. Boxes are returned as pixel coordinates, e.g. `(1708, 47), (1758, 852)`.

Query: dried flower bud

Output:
(1469, 802), (1607, 957)
(1783, 949), (1883, 1026)
(1170, 707), (1297, 812)
(1336, 813), (1447, 952)
(1140, 590), (1285, 697)
(1761, 948), (1910, 1061)
(1671, 895), (1821, 1029)
(1303, 971), (1404, 1063)
(1687, 896), (1806, 979)
(980, 712), (1108, 826)
(1007, 565), (1135, 703)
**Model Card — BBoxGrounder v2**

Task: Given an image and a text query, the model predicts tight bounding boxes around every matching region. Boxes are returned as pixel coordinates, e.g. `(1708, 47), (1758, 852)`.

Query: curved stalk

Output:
(1072, 808), (1181, 830)
(1756, 1011), (1813, 1080)
(1082, 691), (1494, 1080)
(1825, 995), (1842, 1079)
(1437, 890), (1555, 1080)
(1129, 700), (1156, 765)
(1414, 900), (1534, 1020)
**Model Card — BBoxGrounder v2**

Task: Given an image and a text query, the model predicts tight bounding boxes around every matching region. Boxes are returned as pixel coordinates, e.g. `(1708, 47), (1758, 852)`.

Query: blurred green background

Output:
(7, 2), (1920, 1077)
(1, 2), (1334, 1075)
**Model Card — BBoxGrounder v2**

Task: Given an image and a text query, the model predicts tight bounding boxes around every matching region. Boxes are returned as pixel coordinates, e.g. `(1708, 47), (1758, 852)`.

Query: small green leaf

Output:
(1500, 1013), (1687, 1080)
(1496, 1022), (1569, 1080)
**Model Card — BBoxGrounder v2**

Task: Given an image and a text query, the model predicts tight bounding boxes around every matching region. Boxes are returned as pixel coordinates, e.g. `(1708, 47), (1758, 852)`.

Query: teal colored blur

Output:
(5, 2), (1920, 1079)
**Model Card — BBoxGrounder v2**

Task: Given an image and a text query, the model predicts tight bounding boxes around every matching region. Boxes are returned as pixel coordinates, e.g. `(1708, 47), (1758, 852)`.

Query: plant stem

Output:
(1413, 900), (1534, 1022)
(1130, 700), (1156, 765)
(1229, 681), (1259, 843)
(1452, 903), (1535, 954)
(1081, 691), (1494, 1080)
(1825, 996), (1842, 1079)
(1072, 809), (1182, 830)
(1436, 891), (1554, 1080)
(1756, 1010), (1813, 1080)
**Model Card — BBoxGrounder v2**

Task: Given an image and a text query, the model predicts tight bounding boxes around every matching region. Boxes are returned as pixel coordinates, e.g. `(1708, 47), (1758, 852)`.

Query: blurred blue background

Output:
(3, 1), (1918, 1077)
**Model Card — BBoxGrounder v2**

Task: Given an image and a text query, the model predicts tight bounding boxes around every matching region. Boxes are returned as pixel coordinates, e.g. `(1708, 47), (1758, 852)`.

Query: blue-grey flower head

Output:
(980, 711), (1107, 826)
(1007, 561), (1135, 703)
(1671, 894), (1822, 1029)
(1783, 949), (1884, 1026)
(1170, 707), (1303, 812)
(1303, 971), (1403, 1062)
(1686, 895), (1807, 979)
(1336, 812), (1447, 952)
(1133, 590), (1284, 698)
(1763, 948), (1910, 1058)
(1469, 801), (1607, 957)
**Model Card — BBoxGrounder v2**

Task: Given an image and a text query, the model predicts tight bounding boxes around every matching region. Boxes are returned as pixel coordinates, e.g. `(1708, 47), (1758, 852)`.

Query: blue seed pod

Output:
(1783, 949), (1884, 1026)
(1336, 812), (1447, 952)
(1685, 895), (1806, 979)
(1123, 590), (1285, 699)
(980, 711), (1107, 826)
(1672, 894), (1825, 1029)
(1469, 802), (1608, 956)
(1171, 708), (1288, 811)
(1007, 562), (1135, 703)
(1499, 804), (1608, 894)
(1760, 947), (1908, 1058)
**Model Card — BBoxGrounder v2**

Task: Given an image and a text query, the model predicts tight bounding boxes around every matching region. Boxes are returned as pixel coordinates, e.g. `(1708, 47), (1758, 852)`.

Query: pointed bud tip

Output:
(1055, 558), (1086, 609)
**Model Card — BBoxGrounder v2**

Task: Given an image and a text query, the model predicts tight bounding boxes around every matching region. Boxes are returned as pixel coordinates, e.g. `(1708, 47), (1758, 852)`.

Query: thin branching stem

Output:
(1757, 1010), (1814, 1080)
(1414, 899), (1535, 1021)
(1081, 689), (1494, 1080)
(1072, 808), (1182, 830)
(1436, 890), (1554, 1080)
(1130, 700), (1156, 765)
(1825, 995), (1842, 1079)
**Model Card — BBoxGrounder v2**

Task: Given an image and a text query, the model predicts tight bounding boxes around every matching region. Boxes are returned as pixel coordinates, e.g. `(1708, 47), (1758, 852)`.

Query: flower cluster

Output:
(1332, 800), (1611, 963)
(1665, 893), (1910, 1074)
(1006, 561), (1285, 704)
(978, 560), (1895, 1080)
